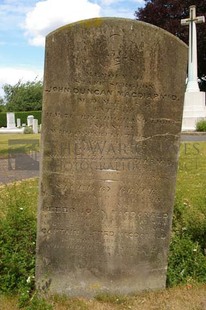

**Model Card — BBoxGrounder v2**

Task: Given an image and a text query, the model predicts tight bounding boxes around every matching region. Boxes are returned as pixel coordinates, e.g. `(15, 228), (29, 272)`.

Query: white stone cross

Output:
(181, 5), (205, 92)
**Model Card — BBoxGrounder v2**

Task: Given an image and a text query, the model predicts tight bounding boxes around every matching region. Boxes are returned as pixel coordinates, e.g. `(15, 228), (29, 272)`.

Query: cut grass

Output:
(177, 142), (206, 193)
(176, 142), (206, 232)
(1, 284), (206, 309)
(0, 141), (206, 309)
(0, 295), (19, 310)
(0, 134), (40, 158)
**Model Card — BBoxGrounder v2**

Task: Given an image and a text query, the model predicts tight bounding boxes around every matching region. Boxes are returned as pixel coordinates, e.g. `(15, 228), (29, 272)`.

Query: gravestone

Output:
(36, 18), (187, 297)
(0, 112), (24, 134)
(33, 119), (38, 134)
(7, 112), (16, 129)
(17, 118), (21, 128)
(27, 115), (34, 126)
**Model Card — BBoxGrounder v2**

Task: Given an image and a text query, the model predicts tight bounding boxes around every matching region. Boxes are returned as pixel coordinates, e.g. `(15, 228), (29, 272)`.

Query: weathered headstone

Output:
(27, 115), (34, 126)
(0, 113), (24, 133)
(17, 118), (21, 128)
(33, 119), (38, 134)
(7, 112), (16, 129)
(36, 18), (187, 297)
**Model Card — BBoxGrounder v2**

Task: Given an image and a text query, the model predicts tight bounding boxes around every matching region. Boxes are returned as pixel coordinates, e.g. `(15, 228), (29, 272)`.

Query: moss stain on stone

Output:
(47, 18), (105, 38)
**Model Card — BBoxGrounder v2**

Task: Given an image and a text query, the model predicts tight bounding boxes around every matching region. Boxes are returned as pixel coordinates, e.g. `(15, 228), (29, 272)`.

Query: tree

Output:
(0, 97), (6, 112)
(135, 0), (206, 90)
(3, 79), (43, 111)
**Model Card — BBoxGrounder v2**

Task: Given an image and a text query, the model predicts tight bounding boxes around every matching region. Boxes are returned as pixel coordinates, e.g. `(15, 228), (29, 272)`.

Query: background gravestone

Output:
(27, 115), (34, 126)
(17, 118), (21, 128)
(33, 119), (39, 134)
(36, 18), (187, 297)
(6, 112), (16, 129)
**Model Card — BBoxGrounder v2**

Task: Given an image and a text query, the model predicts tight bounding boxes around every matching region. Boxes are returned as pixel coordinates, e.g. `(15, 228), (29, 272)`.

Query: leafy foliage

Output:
(24, 126), (34, 134)
(0, 187), (36, 294)
(0, 112), (6, 127)
(167, 235), (206, 287)
(196, 119), (206, 131)
(0, 181), (37, 307)
(3, 79), (43, 111)
(167, 195), (206, 286)
(135, 0), (206, 90)
(0, 97), (6, 112)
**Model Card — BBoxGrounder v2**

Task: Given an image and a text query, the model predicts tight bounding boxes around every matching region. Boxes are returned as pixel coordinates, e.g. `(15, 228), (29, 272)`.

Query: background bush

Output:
(196, 119), (206, 132)
(167, 189), (206, 286)
(0, 112), (6, 127)
(0, 181), (37, 307)
(3, 80), (43, 112)
(24, 126), (34, 134)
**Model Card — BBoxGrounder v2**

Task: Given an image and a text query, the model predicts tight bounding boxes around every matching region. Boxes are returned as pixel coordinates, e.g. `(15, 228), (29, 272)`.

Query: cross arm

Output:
(181, 16), (205, 26)
(196, 16), (205, 24)
(181, 18), (190, 26)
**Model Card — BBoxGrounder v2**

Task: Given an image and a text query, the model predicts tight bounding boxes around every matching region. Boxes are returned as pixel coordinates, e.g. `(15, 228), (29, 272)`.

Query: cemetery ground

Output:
(0, 139), (206, 309)
(0, 134), (40, 159)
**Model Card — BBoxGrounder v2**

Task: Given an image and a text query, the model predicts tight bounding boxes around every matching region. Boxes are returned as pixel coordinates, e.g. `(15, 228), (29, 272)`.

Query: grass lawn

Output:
(0, 283), (206, 309)
(0, 133), (40, 158)
(176, 141), (206, 221)
(0, 139), (205, 309)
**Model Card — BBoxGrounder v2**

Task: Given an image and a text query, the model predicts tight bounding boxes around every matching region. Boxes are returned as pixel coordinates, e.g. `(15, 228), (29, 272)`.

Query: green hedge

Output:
(0, 111), (42, 127)
(0, 113), (6, 127)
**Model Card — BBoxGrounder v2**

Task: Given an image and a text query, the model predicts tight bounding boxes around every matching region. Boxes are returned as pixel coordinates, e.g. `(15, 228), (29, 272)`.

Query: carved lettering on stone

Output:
(36, 18), (187, 297)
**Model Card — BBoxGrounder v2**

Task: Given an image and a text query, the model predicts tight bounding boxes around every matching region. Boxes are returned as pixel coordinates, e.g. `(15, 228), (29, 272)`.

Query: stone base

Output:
(182, 92), (206, 131)
(0, 127), (24, 134)
(36, 267), (167, 298)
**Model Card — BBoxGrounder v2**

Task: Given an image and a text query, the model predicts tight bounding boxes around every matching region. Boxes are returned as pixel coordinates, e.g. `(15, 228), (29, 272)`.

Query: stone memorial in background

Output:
(36, 18), (187, 297)
(7, 112), (16, 129)
(17, 118), (21, 128)
(181, 5), (206, 131)
(27, 115), (34, 126)
(33, 119), (38, 134)
(0, 112), (24, 134)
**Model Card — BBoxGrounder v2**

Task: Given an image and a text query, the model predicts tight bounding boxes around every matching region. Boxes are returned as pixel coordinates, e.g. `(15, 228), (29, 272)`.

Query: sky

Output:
(0, 0), (144, 96)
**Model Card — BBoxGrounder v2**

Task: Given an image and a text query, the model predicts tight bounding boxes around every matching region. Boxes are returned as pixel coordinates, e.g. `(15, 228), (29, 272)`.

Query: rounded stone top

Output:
(47, 17), (187, 48)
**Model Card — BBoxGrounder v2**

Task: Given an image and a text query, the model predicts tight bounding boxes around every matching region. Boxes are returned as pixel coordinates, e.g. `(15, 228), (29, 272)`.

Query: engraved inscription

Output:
(36, 18), (187, 296)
